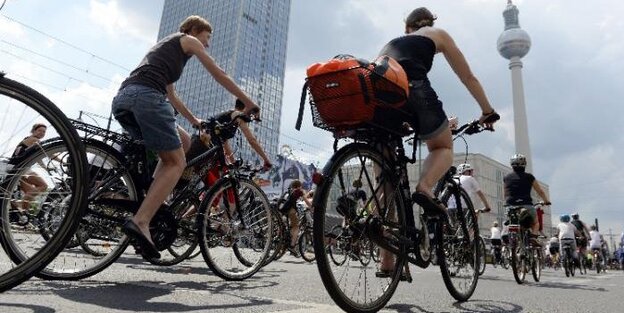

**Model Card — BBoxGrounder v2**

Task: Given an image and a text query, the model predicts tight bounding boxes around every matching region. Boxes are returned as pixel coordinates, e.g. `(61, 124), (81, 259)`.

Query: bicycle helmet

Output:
(493, 221), (499, 227)
(560, 214), (570, 223)
(457, 163), (473, 174)
(571, 212), (579, 220)
(510, 154), (527, 167)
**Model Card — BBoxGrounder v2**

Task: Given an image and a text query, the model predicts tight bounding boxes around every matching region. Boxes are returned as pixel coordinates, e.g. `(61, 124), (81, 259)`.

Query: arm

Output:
(222, 140), (235, 164)
(435, 29), (495, 118)
(238, 120), (271, 166)
(476, 190), (491, 212)
(181, 36), (259, 114)
(165, 84), (200, 127)
(531, 180), (551, 204)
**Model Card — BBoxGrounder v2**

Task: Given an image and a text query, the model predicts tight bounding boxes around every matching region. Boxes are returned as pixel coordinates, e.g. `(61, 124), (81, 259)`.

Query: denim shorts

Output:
(405, 80), (448, 140)
(111, 84), (181, 151)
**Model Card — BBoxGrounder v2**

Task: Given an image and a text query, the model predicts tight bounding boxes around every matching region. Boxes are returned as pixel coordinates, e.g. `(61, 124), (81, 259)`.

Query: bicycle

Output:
(560, 238), (576, 277)
(5, 112), (273, 281)
(591, 247), (604, 274)
(0, 73), (88, 292)
(311, 117), (497, 312)
(505, 203), (546, 284)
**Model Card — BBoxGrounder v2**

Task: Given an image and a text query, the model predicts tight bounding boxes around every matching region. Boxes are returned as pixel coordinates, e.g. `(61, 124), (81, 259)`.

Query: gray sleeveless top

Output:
(120, 33), (191, 94)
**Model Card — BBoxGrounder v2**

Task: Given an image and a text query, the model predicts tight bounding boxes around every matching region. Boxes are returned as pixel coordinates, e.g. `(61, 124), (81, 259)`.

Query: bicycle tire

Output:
(298, 230), (315, 262)
(29, 140), (133, 280)
(437, 186), (479, 301)
(0, 75), (88, 291)
(197, 176), (272, 281)
(478, 236), (486, 275)
(511, 245), (526, 284)
(312, 143), (405, 313)
(531, 248), (541, 282)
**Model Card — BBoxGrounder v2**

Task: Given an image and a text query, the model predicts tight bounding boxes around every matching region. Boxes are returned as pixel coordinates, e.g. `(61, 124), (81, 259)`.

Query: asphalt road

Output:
(0, 253), (623, 313)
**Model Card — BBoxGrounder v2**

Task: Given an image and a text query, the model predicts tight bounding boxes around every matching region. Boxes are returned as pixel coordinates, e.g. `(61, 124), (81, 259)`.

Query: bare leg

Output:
(415, 127), (453, 197)
(132, 147), (186, 245)
(19, 172), (48, 211)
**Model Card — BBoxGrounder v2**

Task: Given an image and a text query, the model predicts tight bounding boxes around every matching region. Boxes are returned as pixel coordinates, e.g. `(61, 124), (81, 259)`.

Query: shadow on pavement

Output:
(387, 300), (523, 313)
(0, 302), (55, 312)
(43, 280), (280, 312)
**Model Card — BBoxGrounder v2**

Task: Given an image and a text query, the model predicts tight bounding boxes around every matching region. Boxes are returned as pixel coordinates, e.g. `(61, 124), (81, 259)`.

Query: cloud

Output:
(88, 0), (157, 45)
(0, 15), (25, 38)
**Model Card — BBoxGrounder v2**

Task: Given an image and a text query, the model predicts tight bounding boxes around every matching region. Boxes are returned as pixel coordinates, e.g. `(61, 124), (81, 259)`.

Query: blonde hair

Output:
(179, 15), (212, 35)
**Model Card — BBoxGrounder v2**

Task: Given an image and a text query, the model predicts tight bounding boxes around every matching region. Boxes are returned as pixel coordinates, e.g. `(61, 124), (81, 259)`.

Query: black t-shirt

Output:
(503, 171), (535, 205)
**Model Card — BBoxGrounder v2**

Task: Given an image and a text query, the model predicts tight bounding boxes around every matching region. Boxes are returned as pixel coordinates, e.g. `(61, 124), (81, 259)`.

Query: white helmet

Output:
(510, 154), (527, 168)
(457, 163), (472, 174)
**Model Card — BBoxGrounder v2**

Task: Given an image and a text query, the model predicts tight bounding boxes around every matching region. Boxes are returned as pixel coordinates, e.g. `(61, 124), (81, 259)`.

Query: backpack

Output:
(296, 54), (411, 135)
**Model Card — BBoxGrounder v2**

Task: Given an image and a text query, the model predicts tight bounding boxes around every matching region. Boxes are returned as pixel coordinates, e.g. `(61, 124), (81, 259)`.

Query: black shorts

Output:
(549, 247), (559, 255)
(491, 239), (502, 246)
(405, 80), (448, 140)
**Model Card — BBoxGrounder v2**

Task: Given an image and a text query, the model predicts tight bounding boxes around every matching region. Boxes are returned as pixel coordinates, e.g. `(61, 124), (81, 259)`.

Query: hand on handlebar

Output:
(263, 160), (273, 171)
(478, 110), (500, 130)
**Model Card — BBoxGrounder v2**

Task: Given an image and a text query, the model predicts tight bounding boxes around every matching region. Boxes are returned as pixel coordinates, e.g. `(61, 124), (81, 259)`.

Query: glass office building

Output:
(157, 0), (291, 163)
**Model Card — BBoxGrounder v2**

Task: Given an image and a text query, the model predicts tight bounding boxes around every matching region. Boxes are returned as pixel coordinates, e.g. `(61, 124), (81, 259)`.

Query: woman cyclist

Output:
(375, 6), (499, 276)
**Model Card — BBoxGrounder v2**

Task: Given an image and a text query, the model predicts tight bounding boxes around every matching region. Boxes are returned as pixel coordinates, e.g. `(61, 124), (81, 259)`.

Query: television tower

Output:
(497, 0), (533, 172)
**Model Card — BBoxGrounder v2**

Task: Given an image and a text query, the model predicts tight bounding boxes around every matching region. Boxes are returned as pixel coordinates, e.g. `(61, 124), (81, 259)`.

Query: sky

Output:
(1, 0), (623, 243)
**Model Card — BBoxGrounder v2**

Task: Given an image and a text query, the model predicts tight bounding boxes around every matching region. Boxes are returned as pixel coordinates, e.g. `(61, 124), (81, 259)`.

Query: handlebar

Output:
(451, 112), (500, 136)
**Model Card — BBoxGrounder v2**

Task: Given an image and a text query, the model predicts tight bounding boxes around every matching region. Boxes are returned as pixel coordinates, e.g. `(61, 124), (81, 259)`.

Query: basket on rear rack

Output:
(296, 55), (413, 137)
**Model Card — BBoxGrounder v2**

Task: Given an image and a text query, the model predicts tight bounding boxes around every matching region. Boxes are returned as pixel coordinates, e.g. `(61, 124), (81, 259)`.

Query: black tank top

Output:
(378, 35), (436, 81)
(503, 171), (535, 205)
(11, 136), (32, 159)
(120, 33), (191, 94)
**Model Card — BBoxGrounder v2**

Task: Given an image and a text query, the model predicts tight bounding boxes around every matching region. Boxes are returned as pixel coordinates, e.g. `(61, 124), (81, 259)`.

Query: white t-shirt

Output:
(490, 227), (501, 239)
(589, 230), (602, 249)
(447, 175), (481, 209)
(557, 222), (576, 240)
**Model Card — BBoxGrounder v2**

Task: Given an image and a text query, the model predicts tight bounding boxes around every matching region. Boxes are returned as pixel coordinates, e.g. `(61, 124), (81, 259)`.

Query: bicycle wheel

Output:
(298, 229), (315, 262)
(28, 140), (134, 280)
(197, 176), (272, 281)
(501, 246), (510, 269)
(313, 143), (405, 313)
(531, 248), (541, 282)
(563, 253), (570, 277)
(0, 75), (88, 291)
(477, 236), (486, 275)
(510, 245), (526, 284)
(437, 186), (479, 301)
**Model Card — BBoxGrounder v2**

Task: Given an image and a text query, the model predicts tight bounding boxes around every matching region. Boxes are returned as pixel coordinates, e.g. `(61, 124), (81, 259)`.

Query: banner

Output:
(255, 154), (317, 199)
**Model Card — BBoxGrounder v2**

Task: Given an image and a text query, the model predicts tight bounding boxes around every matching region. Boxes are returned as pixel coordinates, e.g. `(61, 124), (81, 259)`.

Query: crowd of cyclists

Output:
(3, 7), (624, 312)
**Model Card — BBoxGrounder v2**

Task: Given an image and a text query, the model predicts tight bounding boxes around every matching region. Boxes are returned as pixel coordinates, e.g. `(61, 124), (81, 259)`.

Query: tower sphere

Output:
(497, 28), (531, 59)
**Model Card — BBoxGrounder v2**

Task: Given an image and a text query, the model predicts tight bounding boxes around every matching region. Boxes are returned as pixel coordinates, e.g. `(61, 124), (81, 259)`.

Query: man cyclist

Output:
(503, 154), (551, 242)
(113, 15), (260, 258)
(570, 213), (590, 267)
(555, 214), (580, 265)
(588, 225), (604, 269)
(448, 163), (492, 215)
(547, 235), (560, 267)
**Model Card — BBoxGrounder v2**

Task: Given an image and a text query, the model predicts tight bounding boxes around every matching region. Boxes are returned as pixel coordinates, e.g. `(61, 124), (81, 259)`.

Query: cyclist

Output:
(112, 15), (260, 258)
(375, 6), (499, 277)
(570, 213), (590, 267)
(588, 225), (604, 268)
(9, 123), (49, 224)
(448, 163), (492, 215)
(547, 235), (560, 267)
(279, 180), (307, 255)
(556, 214), (580, 265)
(378, 7), (498, 216)
(490, 221), (502, 264)
(503, 154), (551, 241)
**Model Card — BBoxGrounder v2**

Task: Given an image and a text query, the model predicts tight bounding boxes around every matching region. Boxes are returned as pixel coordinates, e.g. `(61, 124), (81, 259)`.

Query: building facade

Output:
(407, 153), (551, 237)
(158, 0), (291, 163)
